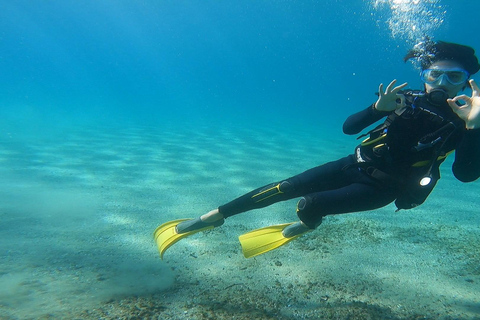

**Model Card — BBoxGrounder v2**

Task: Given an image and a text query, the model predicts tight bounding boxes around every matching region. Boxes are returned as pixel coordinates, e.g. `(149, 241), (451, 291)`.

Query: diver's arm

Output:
(452, 128), (480, 182)
(343, 104), (389, 135)
(344, 80), (407, 135)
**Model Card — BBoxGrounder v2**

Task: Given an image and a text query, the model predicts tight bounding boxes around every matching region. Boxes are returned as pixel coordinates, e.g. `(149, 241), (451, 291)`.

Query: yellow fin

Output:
(238, 222), (304, 258)
(153, 219), (192, 259)
(154, 218), (224, 259)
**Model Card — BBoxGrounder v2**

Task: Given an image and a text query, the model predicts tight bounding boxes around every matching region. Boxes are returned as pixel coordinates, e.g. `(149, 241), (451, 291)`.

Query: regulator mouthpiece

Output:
(427, 88), (448, 106)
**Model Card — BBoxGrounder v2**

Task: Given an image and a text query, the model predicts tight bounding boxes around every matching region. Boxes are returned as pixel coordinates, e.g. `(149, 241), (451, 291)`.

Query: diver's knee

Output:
(296, 196), (323, 229)
(278, 180), (293, 193)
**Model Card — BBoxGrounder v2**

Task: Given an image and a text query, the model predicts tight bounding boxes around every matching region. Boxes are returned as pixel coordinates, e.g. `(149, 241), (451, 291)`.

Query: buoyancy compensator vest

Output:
(357, 89), (463, 210)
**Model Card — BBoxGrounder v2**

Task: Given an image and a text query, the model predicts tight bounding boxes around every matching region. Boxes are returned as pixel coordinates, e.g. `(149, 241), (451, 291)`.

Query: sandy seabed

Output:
(0, 121), (479, 319)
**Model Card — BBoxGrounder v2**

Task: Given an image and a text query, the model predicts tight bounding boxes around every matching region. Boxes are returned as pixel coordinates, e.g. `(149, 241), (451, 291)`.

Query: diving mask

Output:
(420, 68), (469, 86)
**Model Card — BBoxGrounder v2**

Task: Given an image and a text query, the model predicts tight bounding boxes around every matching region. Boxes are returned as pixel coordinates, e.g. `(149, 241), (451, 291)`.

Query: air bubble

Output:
(372, 0), (446, 44)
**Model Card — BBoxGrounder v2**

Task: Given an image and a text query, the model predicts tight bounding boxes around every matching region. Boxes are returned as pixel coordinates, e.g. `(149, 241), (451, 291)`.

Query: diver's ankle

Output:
(282, 221), (311, 238)
(200, 209), (224, 223)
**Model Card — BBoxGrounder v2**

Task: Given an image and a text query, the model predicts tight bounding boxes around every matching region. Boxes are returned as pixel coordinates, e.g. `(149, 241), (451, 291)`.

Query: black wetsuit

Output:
(218, 93), (480, 229)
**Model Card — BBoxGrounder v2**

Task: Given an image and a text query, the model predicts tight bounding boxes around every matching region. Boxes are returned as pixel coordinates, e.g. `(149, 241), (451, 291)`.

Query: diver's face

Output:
(423, 60), (469, 98)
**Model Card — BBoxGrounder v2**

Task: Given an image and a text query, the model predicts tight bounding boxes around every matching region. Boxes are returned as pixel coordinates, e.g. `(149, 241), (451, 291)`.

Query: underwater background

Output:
(1, 1), (479, 319)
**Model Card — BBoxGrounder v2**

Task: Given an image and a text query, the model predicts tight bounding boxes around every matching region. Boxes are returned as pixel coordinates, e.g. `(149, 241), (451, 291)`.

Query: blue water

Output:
(1, 1), (480, 319)
(2, 0), (477, 131)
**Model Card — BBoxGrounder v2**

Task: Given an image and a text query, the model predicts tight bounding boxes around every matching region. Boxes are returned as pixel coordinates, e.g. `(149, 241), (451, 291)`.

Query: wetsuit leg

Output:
(289, 155), (398, 228)
(296, 180), (397, 228)
(218, 156), (359, 218)
(218, 179), (304, 218)
(219, 155), (399, 228)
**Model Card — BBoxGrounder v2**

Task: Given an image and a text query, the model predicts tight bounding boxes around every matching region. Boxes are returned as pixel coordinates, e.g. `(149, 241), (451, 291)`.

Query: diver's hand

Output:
(374, 79), (408, 112)
(448, 79), (480, 130)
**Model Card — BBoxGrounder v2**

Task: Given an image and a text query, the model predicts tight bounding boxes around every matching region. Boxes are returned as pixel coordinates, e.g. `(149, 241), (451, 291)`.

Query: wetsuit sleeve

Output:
(452, 128), (480, 182)
(342, 103), (390, 135)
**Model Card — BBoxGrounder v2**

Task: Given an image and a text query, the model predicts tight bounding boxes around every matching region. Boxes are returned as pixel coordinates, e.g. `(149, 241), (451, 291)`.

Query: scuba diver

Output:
(155, 40), (480, 259)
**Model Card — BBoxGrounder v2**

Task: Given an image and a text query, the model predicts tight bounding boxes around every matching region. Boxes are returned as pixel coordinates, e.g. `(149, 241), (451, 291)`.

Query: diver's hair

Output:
(404, 39), (480, 75)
